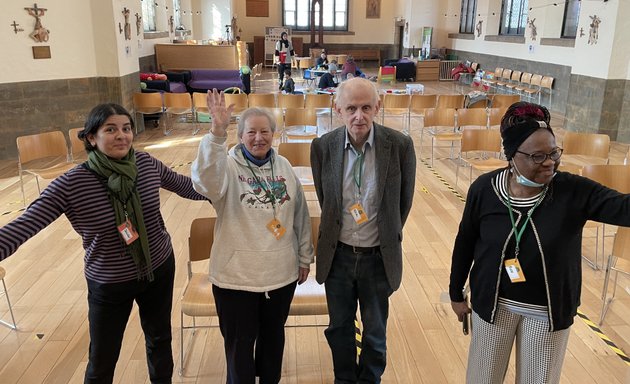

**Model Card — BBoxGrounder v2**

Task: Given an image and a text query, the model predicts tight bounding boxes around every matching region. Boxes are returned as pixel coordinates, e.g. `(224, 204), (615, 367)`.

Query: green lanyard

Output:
(506, 189), (546, 259)
(244, 157), (277, 209)
(351, 148), (364, 196)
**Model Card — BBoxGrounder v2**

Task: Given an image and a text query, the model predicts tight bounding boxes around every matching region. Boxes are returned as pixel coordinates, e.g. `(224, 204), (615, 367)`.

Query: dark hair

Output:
(500, 101), (553, 160)
(500, 101), (550, 134)
(284, 69), (292, 76)
(280, 32), (288, 39)
(79, 103), (135, 151)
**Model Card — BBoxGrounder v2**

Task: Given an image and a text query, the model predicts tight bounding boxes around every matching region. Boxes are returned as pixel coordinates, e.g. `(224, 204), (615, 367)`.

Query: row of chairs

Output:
(16, 129), (84, 206)
(378, 93), (520, 133)
(133, 92), (200, 136)
(485, 68), (554, 105)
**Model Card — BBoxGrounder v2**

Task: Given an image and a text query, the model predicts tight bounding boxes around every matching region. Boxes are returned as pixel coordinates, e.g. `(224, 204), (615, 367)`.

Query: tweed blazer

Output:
(310, 124), (416, 290)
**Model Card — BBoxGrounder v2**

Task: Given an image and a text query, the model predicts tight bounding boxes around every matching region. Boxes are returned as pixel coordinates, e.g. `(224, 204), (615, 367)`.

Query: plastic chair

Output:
(436, 94), (465, 109)
(408, 94), (438, 136)
(491, 94), (520, 109)
(561, 131), (610, 167)
(278, 142), (311, 167)
(581, 165), (630, 270)
(305, 93), (333, 128)
(132, 92), (164, 133)
(248, 93), (277, 108)
(180, 216), (326, 375)
(302, 69), (317, 88)
(224, 93), (249, 121)
(278, 94), (305, 109)
(164, 93), (197, 135)
(68, 127), (86, 163)
(423, 108), (459, 165)
(540, 76), (554, 107)
(16, 131), (75, 206)
(192, 92), (210, 124)
(377, 66), (396, 84)
(456, 108), (489, 130)
(599, 226), (630, 325)
(381, 94), (411, 133)
(455, 129), (507, 186)
(0, 267), (17, 330)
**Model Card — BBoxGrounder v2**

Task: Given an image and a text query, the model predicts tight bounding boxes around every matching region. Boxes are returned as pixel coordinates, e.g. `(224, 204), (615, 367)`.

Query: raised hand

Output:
(206, 89), (234, 137)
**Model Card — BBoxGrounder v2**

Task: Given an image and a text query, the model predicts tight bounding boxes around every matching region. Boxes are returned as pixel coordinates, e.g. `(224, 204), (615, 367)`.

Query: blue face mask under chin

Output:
(511, 162), (546, 188)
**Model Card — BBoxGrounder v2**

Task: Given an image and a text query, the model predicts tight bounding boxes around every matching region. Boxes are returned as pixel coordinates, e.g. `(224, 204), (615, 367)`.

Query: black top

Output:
(450, 169), (630, 330)
(318, 72), (336, 89)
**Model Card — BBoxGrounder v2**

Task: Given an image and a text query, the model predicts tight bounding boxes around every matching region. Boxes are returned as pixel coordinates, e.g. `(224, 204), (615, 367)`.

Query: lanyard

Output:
(351, 148), (364, 196)
(506, 188), (546, 259)
(244, 157), (277, 211)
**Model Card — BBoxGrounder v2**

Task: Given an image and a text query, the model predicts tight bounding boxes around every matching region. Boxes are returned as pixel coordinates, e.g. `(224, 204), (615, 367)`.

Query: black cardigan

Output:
(450, 169), (630, 331)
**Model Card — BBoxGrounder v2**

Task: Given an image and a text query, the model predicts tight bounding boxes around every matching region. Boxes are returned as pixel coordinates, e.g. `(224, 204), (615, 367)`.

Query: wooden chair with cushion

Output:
(16, 131), (76, 206)
(0, 266), (17, 330)
(599, 226), (630, 325)
(180, 216), (326, 375)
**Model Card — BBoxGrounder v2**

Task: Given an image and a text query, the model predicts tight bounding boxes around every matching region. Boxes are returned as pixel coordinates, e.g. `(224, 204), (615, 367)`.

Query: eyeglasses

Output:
(516, 148), (563, 164)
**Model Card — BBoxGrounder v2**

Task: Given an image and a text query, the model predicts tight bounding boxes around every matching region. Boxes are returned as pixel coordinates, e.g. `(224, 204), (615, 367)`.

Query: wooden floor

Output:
(1, 67), (630, 383)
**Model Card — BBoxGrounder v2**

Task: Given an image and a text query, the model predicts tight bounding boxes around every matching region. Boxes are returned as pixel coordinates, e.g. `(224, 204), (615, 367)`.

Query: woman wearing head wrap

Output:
(274, 32), (294, 90)
(0, 103), (209, 382)
(449, 101), (630, 383)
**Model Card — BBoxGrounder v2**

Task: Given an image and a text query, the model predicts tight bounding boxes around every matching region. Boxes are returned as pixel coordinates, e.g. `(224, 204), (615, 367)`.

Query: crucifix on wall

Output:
(24, 3), (50, 43)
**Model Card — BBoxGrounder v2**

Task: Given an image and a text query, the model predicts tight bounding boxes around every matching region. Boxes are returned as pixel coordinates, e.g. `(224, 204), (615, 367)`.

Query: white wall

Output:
(191, 0), (231, 41)
(1, 0), (98, 83)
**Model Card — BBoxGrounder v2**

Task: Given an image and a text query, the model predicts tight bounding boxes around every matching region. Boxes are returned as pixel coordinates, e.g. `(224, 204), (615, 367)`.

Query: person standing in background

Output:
(275, 32), (294, 90)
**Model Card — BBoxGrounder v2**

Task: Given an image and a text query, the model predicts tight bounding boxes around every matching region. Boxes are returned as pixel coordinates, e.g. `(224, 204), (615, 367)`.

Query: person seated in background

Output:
(340, 56), (357, 81)
(282, 69), (295, 94)
(316, 52), (328, 69)
(318, 67), (337, 89)
(328, 60), (339, 74)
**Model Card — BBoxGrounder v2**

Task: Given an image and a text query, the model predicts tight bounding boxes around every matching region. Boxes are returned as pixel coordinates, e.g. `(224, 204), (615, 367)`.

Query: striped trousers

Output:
(466, 306), (570, 384)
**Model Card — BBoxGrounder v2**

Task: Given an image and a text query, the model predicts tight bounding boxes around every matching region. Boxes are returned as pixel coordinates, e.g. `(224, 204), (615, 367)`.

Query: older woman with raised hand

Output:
(191, 89), (314, 384)
(0, 103), (208, 383)
(449, 101), (630, 384)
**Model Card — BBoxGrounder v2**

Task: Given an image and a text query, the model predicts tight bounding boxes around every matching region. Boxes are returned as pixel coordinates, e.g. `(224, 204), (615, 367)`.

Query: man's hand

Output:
(451, 300), (471, 322)
(297, 267), (310, 284)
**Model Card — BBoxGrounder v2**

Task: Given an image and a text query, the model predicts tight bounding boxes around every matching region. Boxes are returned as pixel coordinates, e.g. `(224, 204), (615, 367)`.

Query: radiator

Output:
(439, 60), (459, 81)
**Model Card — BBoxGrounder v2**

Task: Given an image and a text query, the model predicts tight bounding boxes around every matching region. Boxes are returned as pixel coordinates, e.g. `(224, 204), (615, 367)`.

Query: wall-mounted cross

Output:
(25, 3), (47, 18)
(11, 21), (24, 34)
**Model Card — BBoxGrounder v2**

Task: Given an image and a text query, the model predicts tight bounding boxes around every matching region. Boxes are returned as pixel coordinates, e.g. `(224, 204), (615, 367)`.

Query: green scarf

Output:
(87, 148), (153, 281)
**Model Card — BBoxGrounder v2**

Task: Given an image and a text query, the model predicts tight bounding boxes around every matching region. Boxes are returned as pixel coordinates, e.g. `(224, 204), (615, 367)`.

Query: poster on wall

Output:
(421, 27), (432, 59)
(366, 0), (380, 19)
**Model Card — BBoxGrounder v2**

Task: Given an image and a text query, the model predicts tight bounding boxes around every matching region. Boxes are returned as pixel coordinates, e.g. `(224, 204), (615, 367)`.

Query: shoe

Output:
(279, 83), (283, 90)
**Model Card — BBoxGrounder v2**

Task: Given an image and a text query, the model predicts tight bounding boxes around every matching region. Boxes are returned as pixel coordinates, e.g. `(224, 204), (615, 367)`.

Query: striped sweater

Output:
(0, 151), (207, 283)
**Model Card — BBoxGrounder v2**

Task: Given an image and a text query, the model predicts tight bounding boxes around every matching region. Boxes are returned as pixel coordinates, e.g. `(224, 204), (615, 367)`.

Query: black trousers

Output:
(277, 63), (290, 86)
(213, 281), (297, 384)
(84, 256), (175, 384)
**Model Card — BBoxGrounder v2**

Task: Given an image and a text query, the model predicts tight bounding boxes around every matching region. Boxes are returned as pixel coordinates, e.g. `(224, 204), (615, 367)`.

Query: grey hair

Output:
(237, 107), (276, 138)
(335, 77), (379, 107)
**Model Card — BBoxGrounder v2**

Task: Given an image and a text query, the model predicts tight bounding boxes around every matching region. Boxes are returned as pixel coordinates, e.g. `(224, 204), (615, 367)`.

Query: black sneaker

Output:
(279, 82), (283, 90)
